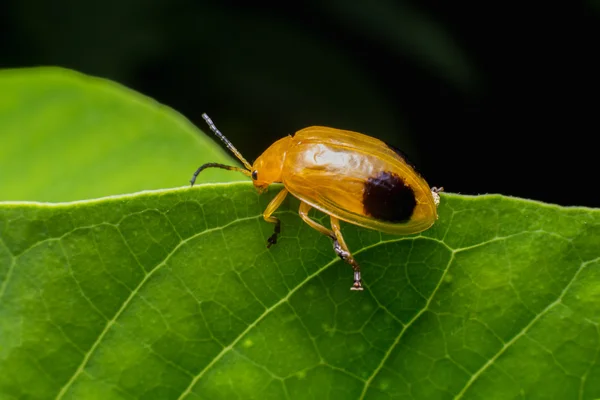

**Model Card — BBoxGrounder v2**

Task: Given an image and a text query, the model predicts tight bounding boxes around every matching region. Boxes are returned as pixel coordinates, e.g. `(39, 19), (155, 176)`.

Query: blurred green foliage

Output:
(0, 67), (243, 202)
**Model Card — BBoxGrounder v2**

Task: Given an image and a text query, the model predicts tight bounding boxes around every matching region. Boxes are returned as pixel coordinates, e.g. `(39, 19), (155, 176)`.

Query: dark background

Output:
(2, 0), (598, 207)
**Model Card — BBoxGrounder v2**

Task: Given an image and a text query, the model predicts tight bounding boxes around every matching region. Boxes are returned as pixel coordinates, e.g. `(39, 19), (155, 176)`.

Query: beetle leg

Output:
(298, 202), (363, 291)
(298, 202), (336, 239)
(330, 216), (363, 291)
(263, 188), (288, 248)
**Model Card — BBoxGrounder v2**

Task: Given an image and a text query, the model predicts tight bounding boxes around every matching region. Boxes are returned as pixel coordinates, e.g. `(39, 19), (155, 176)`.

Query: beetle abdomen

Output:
(363, 171), (416, 222)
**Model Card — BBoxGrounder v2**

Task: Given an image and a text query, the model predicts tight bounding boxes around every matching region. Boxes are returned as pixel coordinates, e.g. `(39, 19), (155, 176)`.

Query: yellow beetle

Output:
(190, 114), (443, 291)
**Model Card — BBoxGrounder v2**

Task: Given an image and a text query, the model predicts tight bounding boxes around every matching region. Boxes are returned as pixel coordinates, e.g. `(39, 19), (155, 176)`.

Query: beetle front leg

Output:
(265, 217), (281, 248)
(262, 188), (288, 248)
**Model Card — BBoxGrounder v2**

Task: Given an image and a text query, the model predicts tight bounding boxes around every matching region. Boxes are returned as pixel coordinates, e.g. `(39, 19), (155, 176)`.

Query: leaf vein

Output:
(177, 235), (434, 399)
(53, 213), (267, 400)
(358, 249), (455, 399)
(454, 256), (600, 399)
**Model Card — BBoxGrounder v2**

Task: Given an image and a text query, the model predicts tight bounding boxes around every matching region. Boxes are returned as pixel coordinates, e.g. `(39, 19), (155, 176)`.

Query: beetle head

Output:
(250, 136), (292, 192)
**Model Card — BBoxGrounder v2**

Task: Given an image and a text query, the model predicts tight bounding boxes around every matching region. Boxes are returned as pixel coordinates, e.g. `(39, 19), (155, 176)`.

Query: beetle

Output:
(190, 113), (443, 291)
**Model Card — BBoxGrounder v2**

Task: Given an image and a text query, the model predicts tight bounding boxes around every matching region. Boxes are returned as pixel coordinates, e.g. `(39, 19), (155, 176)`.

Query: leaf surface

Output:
(1, 186), (599, 400)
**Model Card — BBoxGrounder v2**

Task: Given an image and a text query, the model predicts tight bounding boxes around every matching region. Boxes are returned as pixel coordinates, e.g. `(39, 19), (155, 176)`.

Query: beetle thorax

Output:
(251, 136), (292, 189)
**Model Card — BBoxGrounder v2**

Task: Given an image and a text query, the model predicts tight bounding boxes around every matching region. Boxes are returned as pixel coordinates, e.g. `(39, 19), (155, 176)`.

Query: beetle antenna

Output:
(190, 163), (251, 187)
(202, 113), (253, 171)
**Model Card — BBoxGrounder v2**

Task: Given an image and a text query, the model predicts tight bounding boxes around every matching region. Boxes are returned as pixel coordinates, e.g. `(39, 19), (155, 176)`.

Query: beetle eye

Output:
(251, 170), (258, 180)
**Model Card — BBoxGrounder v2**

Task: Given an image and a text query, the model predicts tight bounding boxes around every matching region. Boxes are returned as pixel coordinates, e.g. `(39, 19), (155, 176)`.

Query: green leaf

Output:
(0, 67), (244, 203)
(1, 186), (599, 399)
(2, 67), (599, 399)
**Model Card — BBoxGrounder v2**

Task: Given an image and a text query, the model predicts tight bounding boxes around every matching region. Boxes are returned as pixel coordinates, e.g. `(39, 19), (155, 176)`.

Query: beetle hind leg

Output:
(331, 239), (362, 290)
(298, 202), (363, 291)
(330, 216), (363, 291)
(263, 188), (288, 248)
(298, 202), (336, 239)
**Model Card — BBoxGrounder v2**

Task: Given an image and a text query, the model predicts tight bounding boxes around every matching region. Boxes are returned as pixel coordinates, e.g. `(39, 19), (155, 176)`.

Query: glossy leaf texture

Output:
(1, 185), (599, 400)
(0, 67), (244, 203)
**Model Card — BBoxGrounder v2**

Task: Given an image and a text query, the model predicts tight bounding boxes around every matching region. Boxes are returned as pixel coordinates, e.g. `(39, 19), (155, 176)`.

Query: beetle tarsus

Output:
(351, 271), (363, 291)
(332, 239), (346, 259)
(332, 240), (363, 291)
(431, 186), (444, 207)
(266, 220), (281, 248)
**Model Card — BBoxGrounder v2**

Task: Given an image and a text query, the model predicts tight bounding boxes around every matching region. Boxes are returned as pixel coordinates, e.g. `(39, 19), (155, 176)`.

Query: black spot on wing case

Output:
(363, 171), (417, 223)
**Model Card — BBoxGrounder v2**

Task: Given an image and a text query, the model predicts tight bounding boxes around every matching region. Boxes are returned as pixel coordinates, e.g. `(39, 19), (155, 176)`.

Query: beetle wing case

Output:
(281, 127), (437, 235)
